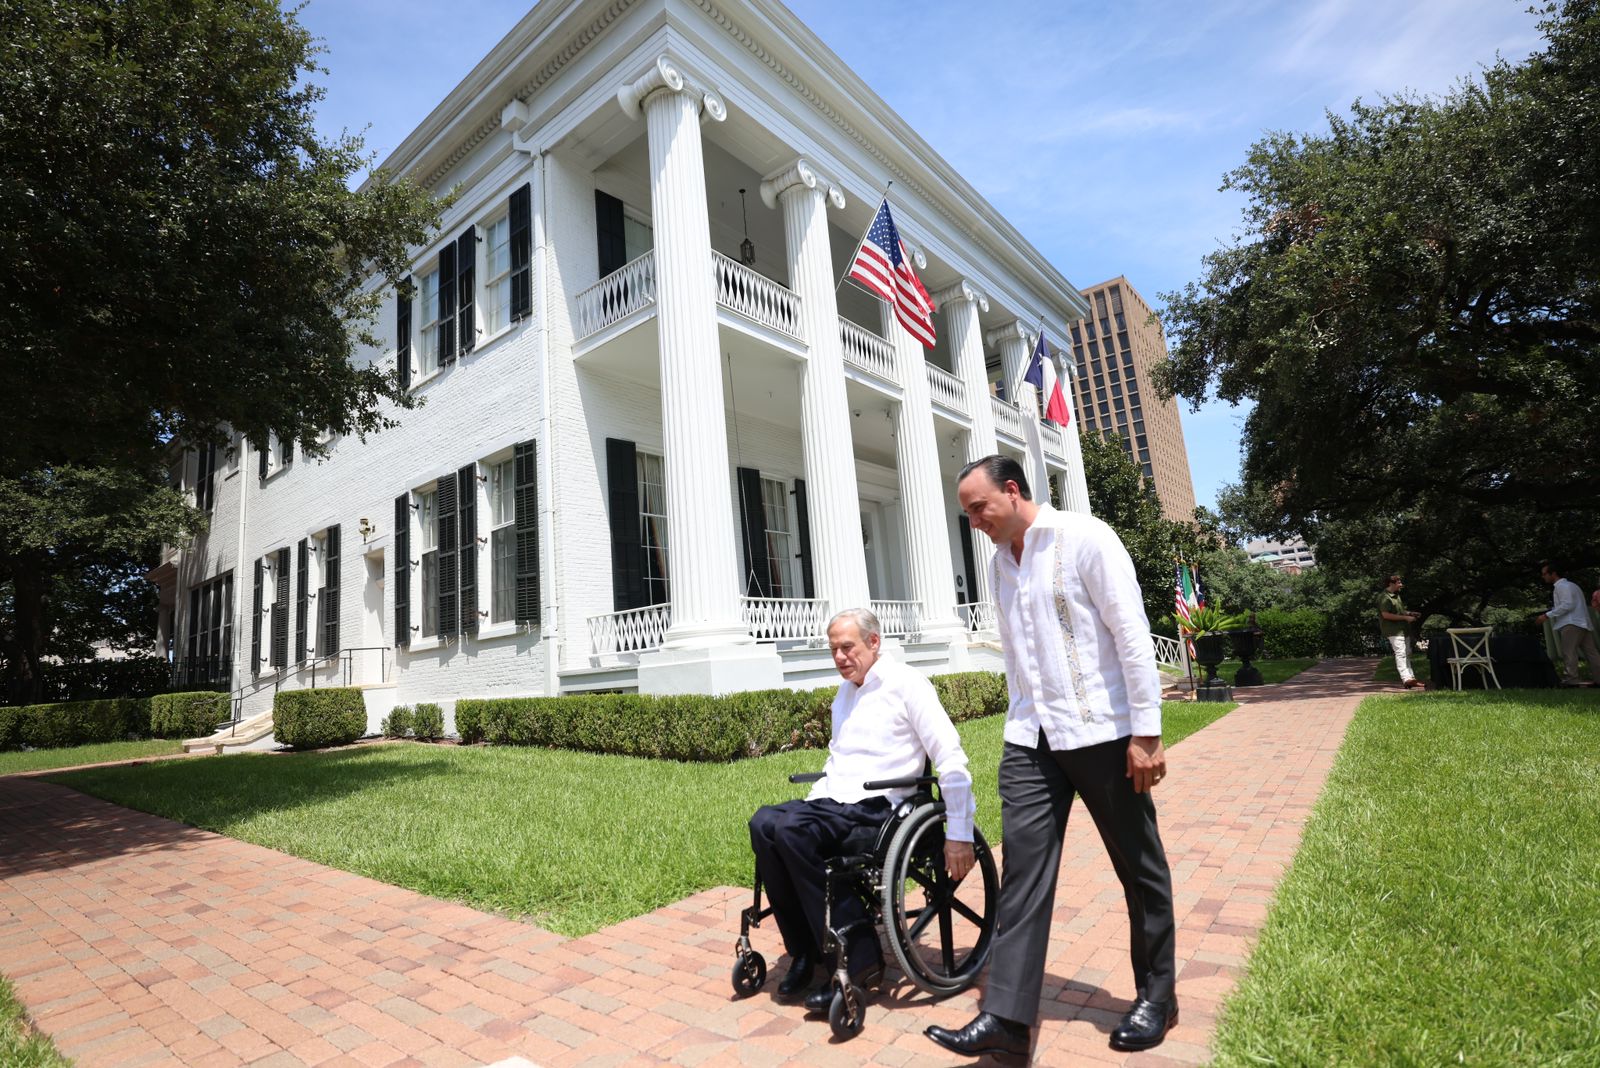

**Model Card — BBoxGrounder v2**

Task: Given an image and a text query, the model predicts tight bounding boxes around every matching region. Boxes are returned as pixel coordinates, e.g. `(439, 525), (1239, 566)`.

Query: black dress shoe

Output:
(776, 954), (815, 999)
(803, 962), (883, 1014)
(1109, 996), (1178, 1051)
(924, 1012), (1031, 1057)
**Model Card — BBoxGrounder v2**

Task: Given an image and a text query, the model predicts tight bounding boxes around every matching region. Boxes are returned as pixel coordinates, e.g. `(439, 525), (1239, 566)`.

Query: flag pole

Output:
(835, 181), (894, 296)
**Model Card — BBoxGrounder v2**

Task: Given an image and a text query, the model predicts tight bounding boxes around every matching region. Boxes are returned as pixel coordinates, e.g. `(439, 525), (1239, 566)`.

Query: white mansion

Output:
(150, 0), (1104, 734)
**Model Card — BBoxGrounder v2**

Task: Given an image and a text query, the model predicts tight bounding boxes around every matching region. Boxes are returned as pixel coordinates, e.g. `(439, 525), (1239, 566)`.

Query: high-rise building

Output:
(1068, 277), (1198, 522)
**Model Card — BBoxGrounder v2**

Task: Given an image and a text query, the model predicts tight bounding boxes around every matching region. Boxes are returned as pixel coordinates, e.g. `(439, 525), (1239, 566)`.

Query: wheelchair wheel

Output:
(880, 802), (998, 995)
(827, 982), (866, 1040)
(731, 951), (766, 997)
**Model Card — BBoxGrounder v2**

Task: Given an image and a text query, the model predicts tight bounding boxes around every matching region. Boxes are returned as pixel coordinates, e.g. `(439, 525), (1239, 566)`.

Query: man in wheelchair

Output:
(744, 607), (977, 1019)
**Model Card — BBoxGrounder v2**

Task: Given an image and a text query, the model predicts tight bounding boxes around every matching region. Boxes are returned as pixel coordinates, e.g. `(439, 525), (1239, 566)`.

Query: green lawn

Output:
(0, 976), (68, 1068)
(1373, 648), (1433, 684)
(1203, 658), (1316, 686)
(50, 701), (1228, 938)
(1210, 689), (1600, 1066)
(0, 739), (183, 777)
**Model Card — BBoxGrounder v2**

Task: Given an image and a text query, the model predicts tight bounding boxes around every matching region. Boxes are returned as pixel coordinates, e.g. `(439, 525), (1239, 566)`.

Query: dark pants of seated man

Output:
(749, 796), (891, 974)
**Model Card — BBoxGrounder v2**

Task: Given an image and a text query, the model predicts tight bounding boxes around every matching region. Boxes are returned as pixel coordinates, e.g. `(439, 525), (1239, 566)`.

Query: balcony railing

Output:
(1152, 633), (1189, 672)
(926, 364), (967, 415)
(741, 596), (830, 642)
(588, 603), (673, 660)
(170, 656), (233, 692)
(573, 250), (657, 339)
(1040, 419), (1066, 458)
(870, 600), (922, 640)
(713, 251), (803, 340)
(991, 396), (1025, 440)
(957, 601), (997, 634)
(839, 318), (896, 382)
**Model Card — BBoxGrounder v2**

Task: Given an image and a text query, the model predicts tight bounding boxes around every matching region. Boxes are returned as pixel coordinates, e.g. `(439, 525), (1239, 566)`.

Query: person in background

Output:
(1378, 574), (1424, 689)
(1538, 561), (1600, 687)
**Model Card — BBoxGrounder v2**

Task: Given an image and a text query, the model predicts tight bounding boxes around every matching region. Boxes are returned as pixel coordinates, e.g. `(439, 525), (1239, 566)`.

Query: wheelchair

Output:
(731, 766), (999, 1039)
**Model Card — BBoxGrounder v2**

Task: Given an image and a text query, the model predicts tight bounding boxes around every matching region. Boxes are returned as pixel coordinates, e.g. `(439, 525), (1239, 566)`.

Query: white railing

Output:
(587, 603), (672, 659)
(991, 396), (1025, 440)
(573, 251), (657, 340)
(741, 596), (830, 642)
(1040, 419), (1066, 459)
(926, 364), (967, 415)
(957, 601), (997, 634)
(871, 600), (922, 639)
(1152, 633), (1189, 672)
(713, 251), (803, 341)
(839, 318), (897, 382)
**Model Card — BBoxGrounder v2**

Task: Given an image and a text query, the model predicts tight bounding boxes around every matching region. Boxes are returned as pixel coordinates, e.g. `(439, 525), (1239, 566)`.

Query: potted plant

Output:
(1179, 604), (1249, 685)
(1232, 611), (1265, 686)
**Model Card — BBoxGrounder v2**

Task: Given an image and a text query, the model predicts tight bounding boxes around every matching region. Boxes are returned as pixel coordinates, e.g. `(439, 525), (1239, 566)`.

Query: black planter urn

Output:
(1232, 628), (1265, 687)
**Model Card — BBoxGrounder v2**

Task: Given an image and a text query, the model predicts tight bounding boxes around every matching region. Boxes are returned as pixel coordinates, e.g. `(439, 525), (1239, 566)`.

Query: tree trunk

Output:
(2, 567), (49, 706)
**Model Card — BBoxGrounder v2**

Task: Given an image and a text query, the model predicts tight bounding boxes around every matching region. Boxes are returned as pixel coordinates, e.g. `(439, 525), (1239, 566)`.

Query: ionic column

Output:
(987, 320), (1050, 505)
(931, 280), (995, 603)
(881, 302), (965, 640)
(618, 56), (748, 648)
(760, 160), (871, 615)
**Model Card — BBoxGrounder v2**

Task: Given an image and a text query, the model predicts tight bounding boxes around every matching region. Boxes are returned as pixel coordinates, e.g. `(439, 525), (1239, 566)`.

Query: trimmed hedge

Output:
(381, 705), (414, 739)
(0, 697), (148, 751)
(412, 703), (443, 741)
(273, 688), (367, 750)
(1252, 608), (1328, 659)
(454, 671), (1009, 763)
(149, 692), (230, 738)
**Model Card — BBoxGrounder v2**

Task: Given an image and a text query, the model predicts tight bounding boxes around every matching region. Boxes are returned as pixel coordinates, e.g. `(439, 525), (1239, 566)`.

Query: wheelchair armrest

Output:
(862, 774), (936, 791)
(788, 772), (826, 784)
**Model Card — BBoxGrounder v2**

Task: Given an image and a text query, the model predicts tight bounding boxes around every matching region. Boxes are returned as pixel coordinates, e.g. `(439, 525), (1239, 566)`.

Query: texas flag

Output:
(1023, 331), (1072, 426)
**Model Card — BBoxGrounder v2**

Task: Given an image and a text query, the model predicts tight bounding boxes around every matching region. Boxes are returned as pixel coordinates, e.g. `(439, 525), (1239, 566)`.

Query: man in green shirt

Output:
(1379, 574), (1423, 688)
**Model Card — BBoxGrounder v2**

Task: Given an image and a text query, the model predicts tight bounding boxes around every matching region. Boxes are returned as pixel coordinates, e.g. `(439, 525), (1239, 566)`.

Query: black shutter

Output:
(456, 228), (476, 356)
(436, 473), (458, 639)
(737, 467), (771, 597)
(595, 190), (627, 277)
(394, 493), (411, 648)
(438, 241), (458, 366)
(296, 539), (308, 665)
(792, 478), (816, 600)
(252, 559), (263, 676)
(957, 516), (979, 605)
(509, 185), (531, 322)
(258, 438), (268, 481)
(221, 574), (233, 682)
(606, 438), (644, 611)
(514, 441), (540, 625)
(271, 548), (289, 669)
(397, 277), (413, 391)
(320, 525), (341, 657)
(196, 444), (215, 512)
(457, 464), (478, 634)
(187, 587), (201, 664)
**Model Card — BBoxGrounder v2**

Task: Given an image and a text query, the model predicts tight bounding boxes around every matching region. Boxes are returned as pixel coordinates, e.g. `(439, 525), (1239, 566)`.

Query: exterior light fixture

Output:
(738, 188), (756, 266)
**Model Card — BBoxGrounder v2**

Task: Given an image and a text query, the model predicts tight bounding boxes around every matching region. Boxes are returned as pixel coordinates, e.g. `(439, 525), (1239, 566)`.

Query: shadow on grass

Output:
(1, 748), (449, 880)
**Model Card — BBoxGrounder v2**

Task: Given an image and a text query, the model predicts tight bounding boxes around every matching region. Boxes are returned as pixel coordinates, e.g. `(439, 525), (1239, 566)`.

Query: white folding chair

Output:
(1446, 626), (1501, 691)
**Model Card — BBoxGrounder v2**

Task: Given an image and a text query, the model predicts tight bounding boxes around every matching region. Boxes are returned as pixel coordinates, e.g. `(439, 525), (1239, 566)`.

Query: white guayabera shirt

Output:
(990, 504), (1164, 751)
(809, 656), (976, 842)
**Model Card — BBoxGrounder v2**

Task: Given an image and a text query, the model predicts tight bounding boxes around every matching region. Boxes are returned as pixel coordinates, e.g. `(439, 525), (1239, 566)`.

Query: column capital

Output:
(984, 319), (1031, 350)
(930, 280), (988, 312)
(759, 158), (846, 211)
(616, 54), (727, 124)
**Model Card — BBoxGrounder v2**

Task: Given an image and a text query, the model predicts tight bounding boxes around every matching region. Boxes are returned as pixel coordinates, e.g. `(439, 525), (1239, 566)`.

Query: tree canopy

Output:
(1158, 0), (1600, 613)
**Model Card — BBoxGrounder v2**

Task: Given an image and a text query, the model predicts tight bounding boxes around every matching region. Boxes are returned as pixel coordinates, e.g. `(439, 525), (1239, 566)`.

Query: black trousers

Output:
(748, 797), (890, 972)
(983, 732), (1176, 1024)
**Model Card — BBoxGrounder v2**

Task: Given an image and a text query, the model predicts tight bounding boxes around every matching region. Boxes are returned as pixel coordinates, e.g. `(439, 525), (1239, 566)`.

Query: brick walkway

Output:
(1, 659), (1385, 1067)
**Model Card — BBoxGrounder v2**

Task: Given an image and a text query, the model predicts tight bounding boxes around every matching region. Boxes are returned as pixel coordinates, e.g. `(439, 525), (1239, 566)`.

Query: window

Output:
(277, 436), (293, 471)
(624, 214), (653, 263)
(184, 572), (233, 688)
(637, 452), (669, 606)
(195, 443), (217, 512)
(760, 478), (795, 597)
(483, 216), (512, 334)
(488, 458), (516, 622)
(416, 486), (438, 637)
(418, 270), (441, 377)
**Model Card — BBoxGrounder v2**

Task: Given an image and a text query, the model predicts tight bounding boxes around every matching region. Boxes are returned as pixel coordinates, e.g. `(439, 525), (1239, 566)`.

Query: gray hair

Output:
(828, 607), (882, 641)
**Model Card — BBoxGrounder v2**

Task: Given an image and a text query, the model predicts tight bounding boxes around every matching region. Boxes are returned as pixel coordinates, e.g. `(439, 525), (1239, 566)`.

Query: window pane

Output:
(421, 551), (438, 637)
(416, 489), (437, 551)
(760, 478), (791, 598)
(489, 459), (514, 527)
(637, 453), (669, 605)
(491, 527), (516, 622)
(418, 270), (440, 375)
(485, 218), (511, 333)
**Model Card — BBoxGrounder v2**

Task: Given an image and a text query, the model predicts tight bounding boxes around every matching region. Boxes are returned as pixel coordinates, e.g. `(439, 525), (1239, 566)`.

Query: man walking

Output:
(925, 455), (1177, 1058)
(1378, 575), (1424, 689)
(1538, 561), (1600, 687)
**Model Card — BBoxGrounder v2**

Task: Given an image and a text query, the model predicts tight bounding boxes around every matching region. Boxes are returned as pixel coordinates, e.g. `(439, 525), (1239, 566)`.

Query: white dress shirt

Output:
(990, 504), (1163, 750)
(1550, 578), (1592, 631)
(808, 655), (976, 841)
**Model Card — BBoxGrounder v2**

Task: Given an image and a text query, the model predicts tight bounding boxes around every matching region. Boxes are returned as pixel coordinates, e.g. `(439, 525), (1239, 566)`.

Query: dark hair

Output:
(1383, 574), (1402, 588)
(957, 454), (1032, 501)
(1540, 560), (1562, 577)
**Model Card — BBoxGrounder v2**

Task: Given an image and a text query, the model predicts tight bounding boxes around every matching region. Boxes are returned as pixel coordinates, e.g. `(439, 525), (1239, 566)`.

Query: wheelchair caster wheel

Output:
(827, 983), (866, 1040)
(731, 951), (766, 997)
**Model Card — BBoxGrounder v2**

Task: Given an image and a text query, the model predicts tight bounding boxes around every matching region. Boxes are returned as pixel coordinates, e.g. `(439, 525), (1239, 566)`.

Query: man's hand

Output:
(1538, 613), (1548, 623)
(1126, 735), (1167, 794)
(944, 840), (975, 882)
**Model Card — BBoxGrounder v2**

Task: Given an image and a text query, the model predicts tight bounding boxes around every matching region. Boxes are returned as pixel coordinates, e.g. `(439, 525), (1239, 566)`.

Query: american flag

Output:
(848, 199), (937, 348)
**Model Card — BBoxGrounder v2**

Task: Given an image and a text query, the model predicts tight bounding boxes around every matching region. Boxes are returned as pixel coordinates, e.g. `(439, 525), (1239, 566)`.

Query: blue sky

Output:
(297, 0), (1541, 510)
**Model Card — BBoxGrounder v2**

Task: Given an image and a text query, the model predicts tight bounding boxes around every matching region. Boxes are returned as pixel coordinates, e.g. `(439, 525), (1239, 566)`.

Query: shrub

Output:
(380, 705), (414, 739)
(453, 670), (1006, 763)
(1252, 608), (1328, 658)
(0, 705), (20, 750)
(5, 697), (148, 750)
(149, 691), (230, 738)
(411, 703), (443, 741)
(273, 688), (367, 750)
